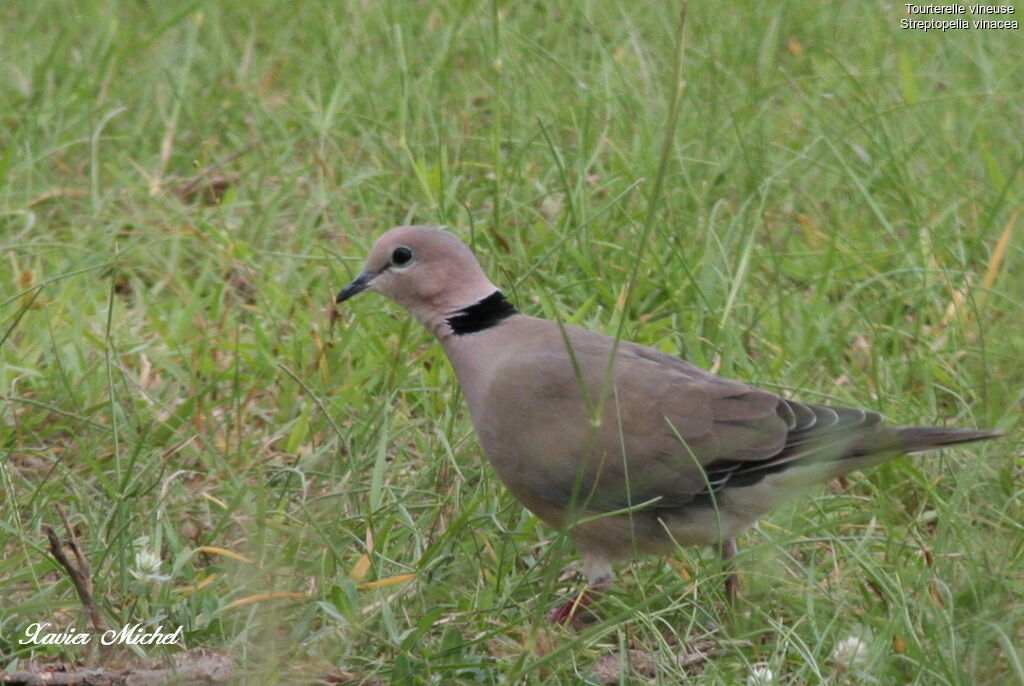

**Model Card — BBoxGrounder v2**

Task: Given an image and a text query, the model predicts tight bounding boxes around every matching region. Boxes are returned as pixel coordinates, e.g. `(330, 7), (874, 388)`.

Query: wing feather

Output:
(480, 321), (889, 515)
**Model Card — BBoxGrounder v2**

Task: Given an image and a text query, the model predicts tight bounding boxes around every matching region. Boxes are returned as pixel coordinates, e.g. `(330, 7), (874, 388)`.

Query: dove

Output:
(336, 225), (1001, 624)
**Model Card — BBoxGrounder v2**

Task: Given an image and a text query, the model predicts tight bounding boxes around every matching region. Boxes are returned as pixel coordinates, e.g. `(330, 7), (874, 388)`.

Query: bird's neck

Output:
(417, 289), (518, 340)
(445, 291), (518, 335)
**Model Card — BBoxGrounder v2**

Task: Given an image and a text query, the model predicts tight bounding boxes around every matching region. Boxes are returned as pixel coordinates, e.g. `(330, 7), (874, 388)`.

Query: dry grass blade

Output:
(218, 592), (308, 612)
(938, 207), (1019, 330)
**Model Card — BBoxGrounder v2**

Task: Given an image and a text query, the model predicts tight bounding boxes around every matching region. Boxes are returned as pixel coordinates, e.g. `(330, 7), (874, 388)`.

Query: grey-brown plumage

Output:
(337, 225), (1002, 623)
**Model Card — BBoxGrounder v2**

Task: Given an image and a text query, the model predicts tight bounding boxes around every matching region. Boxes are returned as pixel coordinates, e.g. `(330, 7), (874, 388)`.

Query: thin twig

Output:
(56, 506), (91, 580)
(43, 510), (105, 633)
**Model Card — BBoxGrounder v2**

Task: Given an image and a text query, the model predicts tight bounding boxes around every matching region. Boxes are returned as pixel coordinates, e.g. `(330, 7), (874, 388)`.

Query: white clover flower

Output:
(130, 547), (170, 582)
(831, 635), (869, 670)
(747, 664), (776, 686)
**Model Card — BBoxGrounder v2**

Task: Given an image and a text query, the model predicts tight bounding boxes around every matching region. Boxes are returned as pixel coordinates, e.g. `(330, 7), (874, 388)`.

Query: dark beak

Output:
(336, 271), (377, 303)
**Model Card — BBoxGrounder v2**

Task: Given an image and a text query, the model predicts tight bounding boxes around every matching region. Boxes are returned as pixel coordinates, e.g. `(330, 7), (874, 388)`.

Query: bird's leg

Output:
(719, 538), (740, 602)
(547, 554), (612, 627)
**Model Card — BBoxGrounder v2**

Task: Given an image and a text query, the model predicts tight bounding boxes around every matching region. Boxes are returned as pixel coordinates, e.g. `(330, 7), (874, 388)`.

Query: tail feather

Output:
(895, 426), (1004, 454)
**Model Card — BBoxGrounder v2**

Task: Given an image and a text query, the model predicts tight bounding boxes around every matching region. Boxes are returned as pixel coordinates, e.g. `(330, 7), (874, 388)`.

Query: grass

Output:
(2, 0), (1023, 683)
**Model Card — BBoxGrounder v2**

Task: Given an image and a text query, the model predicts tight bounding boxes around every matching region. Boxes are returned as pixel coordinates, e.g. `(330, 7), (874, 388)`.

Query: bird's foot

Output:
(547, 587), (600, 628)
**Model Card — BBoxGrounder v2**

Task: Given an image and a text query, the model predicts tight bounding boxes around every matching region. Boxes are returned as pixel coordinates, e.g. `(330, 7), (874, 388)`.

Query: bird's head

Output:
(336, 225), (498, 325)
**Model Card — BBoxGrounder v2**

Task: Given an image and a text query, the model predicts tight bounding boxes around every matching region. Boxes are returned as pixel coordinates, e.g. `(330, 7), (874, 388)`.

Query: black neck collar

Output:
(446, 291), (518, 335)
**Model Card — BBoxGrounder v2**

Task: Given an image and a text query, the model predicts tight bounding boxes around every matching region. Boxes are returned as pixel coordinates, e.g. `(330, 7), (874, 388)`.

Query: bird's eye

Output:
(391, 246), (414, 267)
